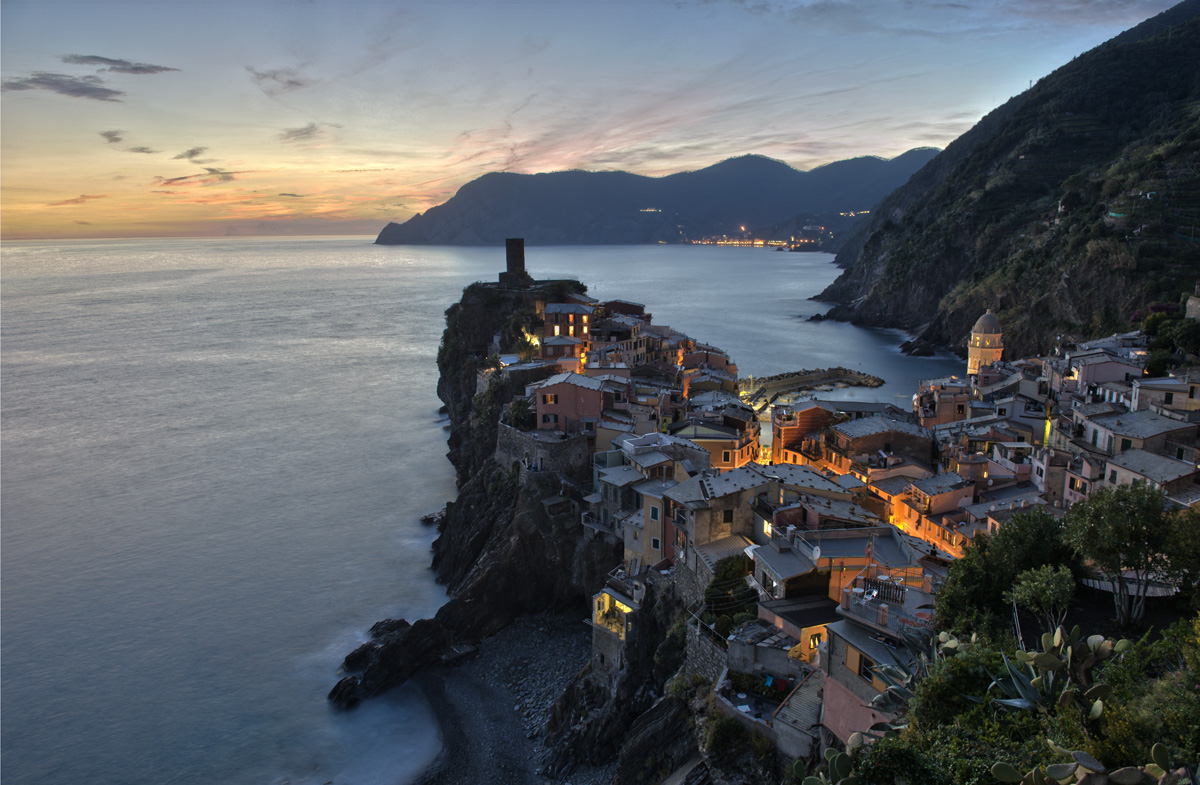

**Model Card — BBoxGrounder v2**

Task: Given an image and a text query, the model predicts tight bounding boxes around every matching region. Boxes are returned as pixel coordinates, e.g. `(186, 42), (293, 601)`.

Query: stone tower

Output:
(967, 309), (1003, 375)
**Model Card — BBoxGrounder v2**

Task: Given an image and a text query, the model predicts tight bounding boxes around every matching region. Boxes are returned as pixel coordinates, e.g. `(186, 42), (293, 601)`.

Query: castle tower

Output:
(967, 309), (1003, 375)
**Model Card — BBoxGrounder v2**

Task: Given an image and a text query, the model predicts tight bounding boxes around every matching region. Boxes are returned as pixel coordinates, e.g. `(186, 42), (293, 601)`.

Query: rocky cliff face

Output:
(329, 281), (620, 709)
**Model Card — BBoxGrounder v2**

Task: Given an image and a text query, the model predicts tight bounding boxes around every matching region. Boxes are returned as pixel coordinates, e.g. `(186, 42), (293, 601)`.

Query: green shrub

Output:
(704, 714), (746, 754)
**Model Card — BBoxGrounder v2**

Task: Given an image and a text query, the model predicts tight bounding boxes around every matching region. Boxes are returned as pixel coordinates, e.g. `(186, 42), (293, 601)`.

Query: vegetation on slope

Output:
(821, 2), (1200, 359)
(805, 486), (1200, 785)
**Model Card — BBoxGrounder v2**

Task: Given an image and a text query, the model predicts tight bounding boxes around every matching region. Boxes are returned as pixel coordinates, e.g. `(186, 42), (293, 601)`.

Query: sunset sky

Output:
(0, 0), (1177, 240)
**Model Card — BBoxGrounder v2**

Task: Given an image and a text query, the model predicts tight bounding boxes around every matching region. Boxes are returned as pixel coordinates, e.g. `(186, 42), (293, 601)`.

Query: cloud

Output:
(125, 146), (159, 154)
(172, 146), (209, 160)
(75, 220), (92, 225)
(2, 72), (124, 101)
(278, 121), (341, 144)
(278, 193), (306, 198)
(246, 66), (314, 97)
(60, 55), (179, 75)
(48, 194), (108, 206)
(151, 168), (250, 187)
(99, 130), (124, 144)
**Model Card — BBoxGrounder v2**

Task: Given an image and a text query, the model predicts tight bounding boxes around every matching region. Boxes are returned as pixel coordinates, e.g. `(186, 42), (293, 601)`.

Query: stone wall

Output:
(712, 684), (817, 761)
(495, 423), (591, 484)
(590, 625), (625, 691)
(685, 620), (728, 682)
(674, 553), (708, 610)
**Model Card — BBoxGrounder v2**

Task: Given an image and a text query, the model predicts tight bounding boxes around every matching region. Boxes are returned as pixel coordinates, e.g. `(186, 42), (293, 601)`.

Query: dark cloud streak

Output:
(48, 194), (108, 206)
(172, 147), (209, 160)
(61, 55), (179, 74)
(2, 72), (124, 101)
(246, 66), (314, 97)
(99, 130), (124, 144)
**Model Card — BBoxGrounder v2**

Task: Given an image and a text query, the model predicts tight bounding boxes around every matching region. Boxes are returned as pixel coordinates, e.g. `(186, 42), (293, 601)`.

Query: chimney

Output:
(506, 238), (526, 277)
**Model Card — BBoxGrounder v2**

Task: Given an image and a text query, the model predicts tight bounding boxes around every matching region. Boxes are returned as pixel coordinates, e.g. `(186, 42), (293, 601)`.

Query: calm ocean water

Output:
(1, 237), (961, 785)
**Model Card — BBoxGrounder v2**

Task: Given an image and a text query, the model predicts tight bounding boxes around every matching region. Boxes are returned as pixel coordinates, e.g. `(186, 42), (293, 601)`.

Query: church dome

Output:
(972, 309), (1002, 336)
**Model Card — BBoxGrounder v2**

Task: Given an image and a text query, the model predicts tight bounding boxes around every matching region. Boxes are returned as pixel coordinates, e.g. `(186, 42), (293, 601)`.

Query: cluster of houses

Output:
(480, 247), (1197, 766)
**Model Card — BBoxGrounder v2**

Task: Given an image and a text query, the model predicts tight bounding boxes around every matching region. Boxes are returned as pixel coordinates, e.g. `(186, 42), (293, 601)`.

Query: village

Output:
(474, 240), (1199, 769)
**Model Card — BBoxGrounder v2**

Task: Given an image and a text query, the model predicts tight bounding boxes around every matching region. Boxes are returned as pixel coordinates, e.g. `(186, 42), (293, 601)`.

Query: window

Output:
(554, 325), (560, 336)
(651, 537), (661, 551)
(650, 505), (660, 521)
(1109, 470), (1118, 483)
(1166, 392), (1175, 405)
(1178, 447), (1186, 461)
(542, 394), (558, 405)
(722, 450), (731, 463)
(810, 633), (823, 649)
(542, 413), (558, 424)
(859, 654), (876, 682)
(998, 407), (1007, 416)
(723, 509), (734, 524)
(1120, 438), (1131, 452)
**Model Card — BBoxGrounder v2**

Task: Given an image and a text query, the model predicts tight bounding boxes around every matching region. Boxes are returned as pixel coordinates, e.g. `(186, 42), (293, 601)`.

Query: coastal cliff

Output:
(329, 281), (620, 709)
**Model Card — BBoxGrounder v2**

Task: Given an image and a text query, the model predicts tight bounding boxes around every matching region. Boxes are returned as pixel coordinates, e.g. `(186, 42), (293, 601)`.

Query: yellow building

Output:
(967, 309), (1003, 376)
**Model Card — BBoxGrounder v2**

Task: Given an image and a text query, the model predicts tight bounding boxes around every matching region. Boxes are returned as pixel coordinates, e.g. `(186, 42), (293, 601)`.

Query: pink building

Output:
(534, 372), (629, 434)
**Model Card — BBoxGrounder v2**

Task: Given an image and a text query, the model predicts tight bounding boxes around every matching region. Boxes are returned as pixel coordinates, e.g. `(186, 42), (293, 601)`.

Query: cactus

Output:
(973, 626), (1130, 719)
(990, 741), (1185, 785)
(802, 747), (861, 785)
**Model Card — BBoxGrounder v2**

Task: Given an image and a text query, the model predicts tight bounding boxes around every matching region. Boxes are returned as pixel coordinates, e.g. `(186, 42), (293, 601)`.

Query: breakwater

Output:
(738, 366), (885, 407)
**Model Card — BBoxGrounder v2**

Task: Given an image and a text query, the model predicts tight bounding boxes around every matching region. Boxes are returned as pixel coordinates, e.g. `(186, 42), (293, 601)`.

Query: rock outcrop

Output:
(328, 280), (620, 709)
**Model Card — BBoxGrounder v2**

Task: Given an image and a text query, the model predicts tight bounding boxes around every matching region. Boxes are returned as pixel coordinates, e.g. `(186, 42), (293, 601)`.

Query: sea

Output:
(0, 237), (962, 785)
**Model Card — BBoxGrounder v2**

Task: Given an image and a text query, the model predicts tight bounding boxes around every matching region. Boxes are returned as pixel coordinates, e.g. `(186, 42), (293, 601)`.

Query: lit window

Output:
(554, 325), (560, 336)
(542, 394), (558, 405)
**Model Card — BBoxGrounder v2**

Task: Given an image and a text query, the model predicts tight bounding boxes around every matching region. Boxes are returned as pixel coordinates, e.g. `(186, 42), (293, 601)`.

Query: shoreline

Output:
(410, 613), (616, 785)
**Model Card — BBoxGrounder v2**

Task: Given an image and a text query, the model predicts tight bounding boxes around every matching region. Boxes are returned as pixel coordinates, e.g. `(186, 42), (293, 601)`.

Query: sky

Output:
(0, 0), (1179, 240)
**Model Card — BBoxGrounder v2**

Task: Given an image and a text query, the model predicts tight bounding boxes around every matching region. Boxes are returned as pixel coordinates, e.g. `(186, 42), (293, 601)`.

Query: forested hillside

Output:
(820, 1), (1200, 359)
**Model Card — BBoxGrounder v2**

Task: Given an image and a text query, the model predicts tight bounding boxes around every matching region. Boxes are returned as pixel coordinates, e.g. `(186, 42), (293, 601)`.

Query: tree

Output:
(1162, 505), (1200, 611)
(1062, 484), (1172, 627)
(935, 508), (1079, 636)
(503, 397), (534, 430)
(1007, 564), (1074, 636)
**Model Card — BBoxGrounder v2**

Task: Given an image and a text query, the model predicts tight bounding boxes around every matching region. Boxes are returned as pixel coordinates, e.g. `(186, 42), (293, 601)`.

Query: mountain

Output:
(374, 150), (939, 245)
(819, 0), (1200, 359)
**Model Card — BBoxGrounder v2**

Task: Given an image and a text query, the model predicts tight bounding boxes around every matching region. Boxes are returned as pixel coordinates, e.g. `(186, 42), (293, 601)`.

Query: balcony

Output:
(837, 573), (933, 638)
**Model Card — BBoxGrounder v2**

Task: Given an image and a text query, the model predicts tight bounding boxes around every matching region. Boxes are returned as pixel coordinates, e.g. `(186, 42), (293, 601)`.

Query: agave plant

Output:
(868, 630), (973, 737)
(974, 626), (1130, 718)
